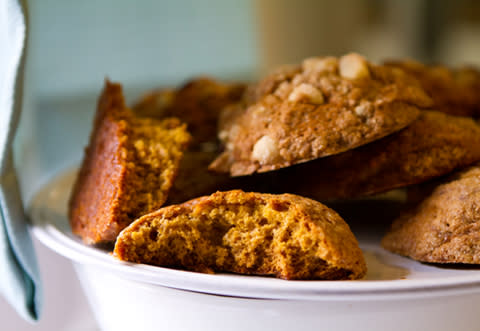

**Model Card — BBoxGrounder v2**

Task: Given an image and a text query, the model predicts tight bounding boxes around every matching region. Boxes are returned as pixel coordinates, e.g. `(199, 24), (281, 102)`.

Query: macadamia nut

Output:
(339, 53), (370, 79)
(302, 56), (338, 74)
(288, 83), (325, 104)
(252, 135), (280, 164)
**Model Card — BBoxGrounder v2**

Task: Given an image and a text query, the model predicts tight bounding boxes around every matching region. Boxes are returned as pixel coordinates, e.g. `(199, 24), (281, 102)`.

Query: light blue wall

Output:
(27, 0), (259, 98)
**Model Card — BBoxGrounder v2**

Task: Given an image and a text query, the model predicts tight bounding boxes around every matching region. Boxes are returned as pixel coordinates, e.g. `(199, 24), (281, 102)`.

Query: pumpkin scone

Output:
(269, 111), (480, 201)
(114, 190), (367, 280)
(382, 164), (480, 263)
(211, 53), (432, 176)
(385, 60), (480, 118)
(166, 151), (235, 205)
(69, 80), (191, 244)
(166, 151), (271, 205)
(133, 77), (246, 147)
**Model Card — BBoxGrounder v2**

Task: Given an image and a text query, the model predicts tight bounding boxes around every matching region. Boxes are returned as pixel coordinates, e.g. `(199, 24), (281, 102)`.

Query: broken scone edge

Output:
(113, 190), (367, 280)
(68, 80), (191, 244)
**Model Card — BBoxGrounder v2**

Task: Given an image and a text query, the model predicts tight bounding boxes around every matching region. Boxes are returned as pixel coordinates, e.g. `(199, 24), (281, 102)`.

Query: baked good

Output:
(69, 80), (191, 244)
(385, 60), (480, 117)
(211, 53), (432, 176)
(133, 77), (245, 147)
(266, 111), (480, 200)
(165, 151), (234, 204)
(113, 190), (367, 280)
(382, 164), (480, 263)
(132, 77), (256, 204)
(166, 151), (272, 205)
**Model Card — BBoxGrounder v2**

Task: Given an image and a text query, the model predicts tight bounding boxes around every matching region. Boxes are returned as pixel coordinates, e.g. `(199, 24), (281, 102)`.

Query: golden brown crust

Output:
(69, 80), (191, 244)
(264, 111), (480, 200)
(385, 60), (480, 117)
(132, 77), (245, 147)
(114, 190), (366, 280)
(211, 54), (432, 176)
(68, 85), (131, 243)
(382, 164), (480, 263)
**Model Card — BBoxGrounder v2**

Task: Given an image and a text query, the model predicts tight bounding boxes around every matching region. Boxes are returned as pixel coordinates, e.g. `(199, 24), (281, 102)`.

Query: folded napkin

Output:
(0, 0), (42, 321)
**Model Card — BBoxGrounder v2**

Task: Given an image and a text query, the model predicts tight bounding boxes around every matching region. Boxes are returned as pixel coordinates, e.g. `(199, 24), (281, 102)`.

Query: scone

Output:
(382, 164), (480, 263)
(133, 77), (245, 147)
(69, 80), (191, 244)
(165, 151), (234, 205)
(385, 60), (480, 117)
(268, 111), (480, 200)
(114, 190), (367, 280)
(211, 53), (432, 176)
(166, 151), (272, 205)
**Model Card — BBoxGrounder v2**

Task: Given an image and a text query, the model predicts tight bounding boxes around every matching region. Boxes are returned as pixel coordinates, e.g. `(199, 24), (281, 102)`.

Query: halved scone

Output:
(114, 190), (366, 280)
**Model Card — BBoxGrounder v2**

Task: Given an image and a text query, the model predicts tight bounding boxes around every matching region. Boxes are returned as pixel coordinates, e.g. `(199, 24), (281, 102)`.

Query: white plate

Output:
(29, 168), (480, 301)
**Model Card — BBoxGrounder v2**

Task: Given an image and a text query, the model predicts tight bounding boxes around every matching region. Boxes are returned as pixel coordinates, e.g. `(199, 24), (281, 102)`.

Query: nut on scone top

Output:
(211, 53), (433, 176)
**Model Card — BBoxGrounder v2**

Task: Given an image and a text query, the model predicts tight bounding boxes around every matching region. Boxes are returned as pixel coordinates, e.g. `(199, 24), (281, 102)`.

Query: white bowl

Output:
(30, 169), (480, 331)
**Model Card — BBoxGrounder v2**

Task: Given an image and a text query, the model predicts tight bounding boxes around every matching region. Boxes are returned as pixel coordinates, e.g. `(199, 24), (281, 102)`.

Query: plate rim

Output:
(29, 169), (480, 301)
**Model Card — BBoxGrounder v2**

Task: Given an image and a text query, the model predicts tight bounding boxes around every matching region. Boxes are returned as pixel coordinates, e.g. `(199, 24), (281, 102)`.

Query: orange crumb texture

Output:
(68, 80), (191, 244)
(114, 190), (367, 280)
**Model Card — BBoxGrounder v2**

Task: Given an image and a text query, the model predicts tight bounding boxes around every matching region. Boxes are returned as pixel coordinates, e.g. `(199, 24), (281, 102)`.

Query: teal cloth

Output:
(0, 0), (42, 321)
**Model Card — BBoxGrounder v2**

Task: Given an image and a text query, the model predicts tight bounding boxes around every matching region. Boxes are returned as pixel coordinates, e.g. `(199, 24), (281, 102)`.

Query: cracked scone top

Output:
(382, 164), (480, 264)
(210, 53), (433, 176)
(69, 81), (191, 244)
(113, 190), (367, 280)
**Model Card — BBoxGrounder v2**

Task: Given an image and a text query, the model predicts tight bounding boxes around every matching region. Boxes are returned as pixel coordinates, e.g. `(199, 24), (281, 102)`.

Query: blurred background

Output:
(3, 0), (480, 330)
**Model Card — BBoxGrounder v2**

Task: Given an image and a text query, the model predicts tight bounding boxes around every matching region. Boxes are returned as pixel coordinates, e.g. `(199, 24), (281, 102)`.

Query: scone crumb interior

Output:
(114, 191), (366, 280)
